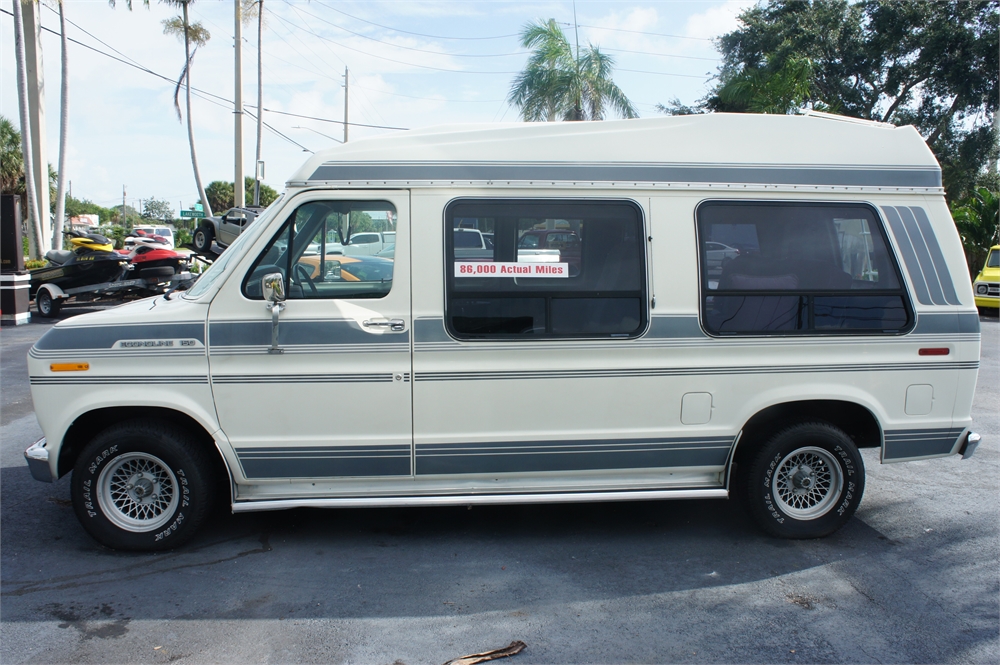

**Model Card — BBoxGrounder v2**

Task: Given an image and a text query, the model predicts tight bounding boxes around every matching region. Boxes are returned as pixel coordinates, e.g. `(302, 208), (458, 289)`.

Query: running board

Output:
(231, 488), (729, 513)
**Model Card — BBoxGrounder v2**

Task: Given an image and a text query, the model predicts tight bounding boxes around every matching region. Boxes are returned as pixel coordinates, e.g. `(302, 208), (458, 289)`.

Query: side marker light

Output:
(50, 363), (90, 372)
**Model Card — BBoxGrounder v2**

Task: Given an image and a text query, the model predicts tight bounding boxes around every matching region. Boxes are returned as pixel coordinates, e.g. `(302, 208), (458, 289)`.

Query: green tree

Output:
(508, 19), (637, 122)
(951, 187), (1000, 276)
(204, 177), (278, 212)
(1, 117), (58, 230)
(663, 0), (998, 201)
(0, 116), (24, 198)
(141, 197), (175, 221)
(64, 195), (115, 224)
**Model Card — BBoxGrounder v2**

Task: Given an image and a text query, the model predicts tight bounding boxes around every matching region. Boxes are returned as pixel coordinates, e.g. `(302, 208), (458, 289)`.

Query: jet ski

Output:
(124, 243), (190, 287)
(30, 230), (129, 296)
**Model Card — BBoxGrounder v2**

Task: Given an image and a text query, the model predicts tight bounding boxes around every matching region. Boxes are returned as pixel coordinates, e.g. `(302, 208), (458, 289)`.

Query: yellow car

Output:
(973, 244), (999, 313)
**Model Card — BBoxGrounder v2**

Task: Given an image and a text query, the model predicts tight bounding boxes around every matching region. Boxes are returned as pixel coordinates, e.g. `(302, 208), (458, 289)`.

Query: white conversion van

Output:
(24, 114), (982, 551)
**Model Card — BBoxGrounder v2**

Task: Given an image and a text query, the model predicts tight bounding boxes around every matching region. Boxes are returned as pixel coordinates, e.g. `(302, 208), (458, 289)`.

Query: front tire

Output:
(71, 420), (216, 551)
(192, 225), (214, 253)
(743, 422), (864, 539)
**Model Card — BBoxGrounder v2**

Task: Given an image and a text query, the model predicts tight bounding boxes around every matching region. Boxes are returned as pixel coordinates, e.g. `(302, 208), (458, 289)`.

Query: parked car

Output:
(973, 244), (999, 314)
(131, 225), (175, 249)
(193, 207), (264, 253)
(518, 229), (581, 268)
(341, 231), (395, 256)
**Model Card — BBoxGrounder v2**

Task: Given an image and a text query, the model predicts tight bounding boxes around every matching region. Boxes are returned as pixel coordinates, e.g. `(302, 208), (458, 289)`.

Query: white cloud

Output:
(684, 0), (757, 40)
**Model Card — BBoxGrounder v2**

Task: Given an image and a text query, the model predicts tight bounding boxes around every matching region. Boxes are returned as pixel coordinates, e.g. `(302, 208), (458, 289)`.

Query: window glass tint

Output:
(698, 202), (910, 335)
(243, 200), (395, 300)
(988, 249), (999, 268)
(445, 199), (646, 338)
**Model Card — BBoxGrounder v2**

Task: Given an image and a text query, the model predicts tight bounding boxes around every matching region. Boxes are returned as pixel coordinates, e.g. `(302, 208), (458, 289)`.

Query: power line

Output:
(577, 24), (714, 42)
(310, 0), (519, 41)
(283, 1), (525, 58)
(619, 68), (712, 80)
(352, 84), (504, 104)
(279, 5), (392, 128)
(0, 8), (337, 150)
(604, 46), (719, 62)
(245, 106), (407, 131)
(267, 8), (519, 75)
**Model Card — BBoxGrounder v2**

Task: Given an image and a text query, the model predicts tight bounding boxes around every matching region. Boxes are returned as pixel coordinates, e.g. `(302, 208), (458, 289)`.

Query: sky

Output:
(1, 0), (755, 216)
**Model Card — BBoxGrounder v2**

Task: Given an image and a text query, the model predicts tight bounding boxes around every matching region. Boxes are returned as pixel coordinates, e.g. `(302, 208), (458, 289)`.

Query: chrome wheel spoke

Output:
(97, 453), (180, 533)
(771, 447), (844, 520)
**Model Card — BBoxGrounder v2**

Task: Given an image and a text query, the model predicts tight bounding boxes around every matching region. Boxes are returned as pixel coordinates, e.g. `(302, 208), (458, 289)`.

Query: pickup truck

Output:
(192, 207), (264, 254)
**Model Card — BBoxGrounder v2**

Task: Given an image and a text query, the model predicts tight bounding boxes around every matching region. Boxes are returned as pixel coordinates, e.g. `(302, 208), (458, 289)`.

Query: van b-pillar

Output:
(1, 195), (31, 326)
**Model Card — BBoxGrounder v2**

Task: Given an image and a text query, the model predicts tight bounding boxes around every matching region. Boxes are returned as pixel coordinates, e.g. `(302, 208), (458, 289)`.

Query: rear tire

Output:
(71, 420), (216, 551)
(36, 289), (60, 317)
(743, 422), (864, 539)
(192, 225), (213, 253)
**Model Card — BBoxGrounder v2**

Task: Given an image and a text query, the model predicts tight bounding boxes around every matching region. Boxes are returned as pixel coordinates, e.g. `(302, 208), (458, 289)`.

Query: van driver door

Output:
(207, 191), (412, 484)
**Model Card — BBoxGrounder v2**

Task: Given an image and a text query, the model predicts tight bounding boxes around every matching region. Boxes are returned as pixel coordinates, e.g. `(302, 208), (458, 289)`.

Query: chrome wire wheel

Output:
(97, 453), (179, 532)
(771, 446), (844, 520)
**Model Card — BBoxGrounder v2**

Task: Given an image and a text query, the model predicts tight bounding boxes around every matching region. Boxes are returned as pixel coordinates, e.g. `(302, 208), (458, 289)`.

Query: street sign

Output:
(180, 210), (204, 218)
(193, 202), (204, 212)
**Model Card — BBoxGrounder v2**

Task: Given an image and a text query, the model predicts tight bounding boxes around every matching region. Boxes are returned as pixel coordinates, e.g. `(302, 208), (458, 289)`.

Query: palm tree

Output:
(52, 0), (70, 250)
(162, 4), (213, 218)
(507, 19), (637, 122)
(11, 0), (44, 259)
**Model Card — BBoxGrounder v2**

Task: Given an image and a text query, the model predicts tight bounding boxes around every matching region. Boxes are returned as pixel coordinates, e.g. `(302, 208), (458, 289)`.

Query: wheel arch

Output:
(727, 399), (881, 488)
(58, 406), (230, 488)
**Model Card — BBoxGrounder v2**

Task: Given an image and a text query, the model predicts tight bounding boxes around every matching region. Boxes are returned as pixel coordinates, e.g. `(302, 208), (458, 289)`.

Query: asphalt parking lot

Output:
(1, 310), (997, 665)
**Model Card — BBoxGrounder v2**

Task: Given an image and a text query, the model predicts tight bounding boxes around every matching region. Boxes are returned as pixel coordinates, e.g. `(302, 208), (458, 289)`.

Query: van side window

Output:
(697, 202), (911, 335)
(444, 199), (647, 339)
(242, 200), (396, 300)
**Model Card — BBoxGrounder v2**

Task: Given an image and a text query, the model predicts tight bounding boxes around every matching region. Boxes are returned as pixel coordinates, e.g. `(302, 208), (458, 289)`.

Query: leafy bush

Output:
(951, 187), (1000, 276)
(24, 259), (47, 270)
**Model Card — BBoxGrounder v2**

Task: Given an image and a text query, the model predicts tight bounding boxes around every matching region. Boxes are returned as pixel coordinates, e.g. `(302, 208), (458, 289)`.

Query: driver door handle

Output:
(363, 318), (406, 332)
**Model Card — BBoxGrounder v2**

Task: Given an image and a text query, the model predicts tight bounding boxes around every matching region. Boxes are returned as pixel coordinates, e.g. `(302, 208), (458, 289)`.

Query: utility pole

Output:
(122, 185), (127, 228)
(21, 1), (50, 254)
(253, 0), (264, 207)
(343, 67), (349, 143)
(234, 0), (245, 209)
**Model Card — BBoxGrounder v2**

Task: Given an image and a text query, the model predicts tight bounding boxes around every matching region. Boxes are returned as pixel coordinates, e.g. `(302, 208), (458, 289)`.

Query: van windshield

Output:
(183, 195), (284, 300)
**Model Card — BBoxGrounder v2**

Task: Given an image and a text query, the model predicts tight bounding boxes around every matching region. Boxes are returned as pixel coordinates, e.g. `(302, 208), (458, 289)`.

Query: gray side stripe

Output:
(236, 445), (410, 478)
(30, 375), (208, 385)
(416, 436), (733, 475)
(414, 315), (707, 344)
(416, 361), (977, 382)
(898, 207), (947, 305)
(34, 322), (205, 350)
(210, 320), (409, 347)
(912, 312), (981, 335)
(883, 428), (964, 459)
(883, 206), (932, 305)
(910, 207), (961, 305)
(308, 162), (942, 188)
(213, 373), (404, 384)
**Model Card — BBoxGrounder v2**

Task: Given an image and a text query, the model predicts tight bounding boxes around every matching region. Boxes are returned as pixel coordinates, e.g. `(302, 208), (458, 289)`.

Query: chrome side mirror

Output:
(262, 272), (285, 303)
(262, 272), (285, 354)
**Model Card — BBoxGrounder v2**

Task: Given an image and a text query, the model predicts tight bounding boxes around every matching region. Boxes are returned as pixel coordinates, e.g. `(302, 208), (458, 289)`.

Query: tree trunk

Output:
(52, 0), (69, 250)
(183, 2), (213, 218)
(12, 0), (43, 260)
(253, 0), (263, 206)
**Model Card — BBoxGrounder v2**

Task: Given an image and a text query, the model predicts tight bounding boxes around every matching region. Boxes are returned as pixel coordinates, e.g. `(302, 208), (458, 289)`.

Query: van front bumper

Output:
(24, 438), (53, 482)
